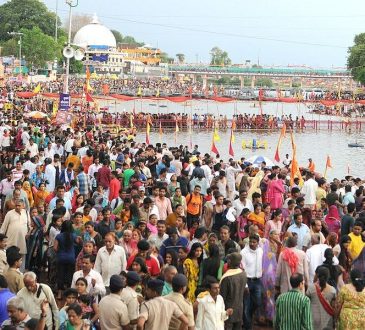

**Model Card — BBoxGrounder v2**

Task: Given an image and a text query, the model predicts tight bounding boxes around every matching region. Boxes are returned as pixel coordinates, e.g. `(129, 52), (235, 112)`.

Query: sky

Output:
(28, 1), (365, 67)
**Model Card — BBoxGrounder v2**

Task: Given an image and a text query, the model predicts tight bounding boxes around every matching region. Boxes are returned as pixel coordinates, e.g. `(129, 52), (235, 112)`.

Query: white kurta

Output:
(45, 164), (56, 192)
(0, 209), (29, 254)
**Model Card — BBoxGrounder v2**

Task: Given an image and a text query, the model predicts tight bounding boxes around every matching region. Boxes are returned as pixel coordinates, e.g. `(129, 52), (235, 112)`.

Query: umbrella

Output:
(25, 111), (48, 119)
(246, 155), (275, 167)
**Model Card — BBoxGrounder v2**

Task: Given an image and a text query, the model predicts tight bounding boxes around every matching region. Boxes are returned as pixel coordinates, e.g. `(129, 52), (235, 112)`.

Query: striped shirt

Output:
(274, 289), (313, 330)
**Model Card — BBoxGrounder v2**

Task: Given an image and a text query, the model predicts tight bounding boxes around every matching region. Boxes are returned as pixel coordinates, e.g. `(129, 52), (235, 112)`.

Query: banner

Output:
(59, 93), (71, 111)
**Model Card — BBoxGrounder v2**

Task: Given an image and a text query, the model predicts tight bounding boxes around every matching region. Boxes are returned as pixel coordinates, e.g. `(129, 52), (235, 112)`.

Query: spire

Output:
(91, 13), (99, 24)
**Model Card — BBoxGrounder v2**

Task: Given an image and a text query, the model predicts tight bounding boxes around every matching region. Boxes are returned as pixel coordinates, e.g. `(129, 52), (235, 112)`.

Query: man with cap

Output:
(164, 274), (195, 330)
(137, 279), (189, 330)
(127, 240), (160, 276)
(120, 271), (141, 329)
(159, 227), (189, 258)
(99, 274), (130, 330)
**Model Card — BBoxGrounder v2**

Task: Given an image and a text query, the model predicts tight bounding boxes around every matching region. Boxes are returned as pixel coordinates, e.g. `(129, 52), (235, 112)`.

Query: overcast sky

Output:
(35, 0), (365, 67)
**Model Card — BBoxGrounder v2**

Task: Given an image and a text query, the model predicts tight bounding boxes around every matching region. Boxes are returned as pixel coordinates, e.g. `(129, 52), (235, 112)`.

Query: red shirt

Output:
(109, 178), (121, 201)
(97, 166), (111, 189)
(127, 253), (161, 276)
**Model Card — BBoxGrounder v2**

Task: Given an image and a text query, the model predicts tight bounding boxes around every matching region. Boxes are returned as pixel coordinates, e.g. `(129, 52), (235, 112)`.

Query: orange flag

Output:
(146, 115), (152, 145)
(324, 155), (333, 178)
(290, 130), (302, 186)
(274, 122), (286, 162)
(326, 155), (332, 168)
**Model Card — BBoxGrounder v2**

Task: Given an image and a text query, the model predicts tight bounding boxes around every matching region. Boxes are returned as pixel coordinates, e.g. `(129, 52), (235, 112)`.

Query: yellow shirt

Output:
(348, 232), (365, 259)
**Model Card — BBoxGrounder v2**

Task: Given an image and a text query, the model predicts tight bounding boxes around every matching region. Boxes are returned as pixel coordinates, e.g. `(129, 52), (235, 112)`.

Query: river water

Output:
(102, 99), (365, 179)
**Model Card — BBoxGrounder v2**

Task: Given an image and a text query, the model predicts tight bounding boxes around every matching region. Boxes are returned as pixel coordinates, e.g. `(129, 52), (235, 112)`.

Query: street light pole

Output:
(8, 31), (24, 75)
(64, 0), (79, 94)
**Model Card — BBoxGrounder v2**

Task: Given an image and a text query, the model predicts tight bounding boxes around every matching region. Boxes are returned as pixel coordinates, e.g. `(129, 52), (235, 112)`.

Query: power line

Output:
(56, 9), (349, 49)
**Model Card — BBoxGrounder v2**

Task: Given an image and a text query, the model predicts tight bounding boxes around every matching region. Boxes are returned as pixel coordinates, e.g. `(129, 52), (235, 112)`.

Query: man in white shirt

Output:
(240, 234), (263, 330)
(195, 277), (233, 330)
(71, 254), (105, 299)
(88, 158), (101, 179)
(287, 213), (310, 250)
(25, 139), (38, 158)
(305, 234), (338, 283)
(52, 141), (64, 158)
(23, 157), (37, 178)
(44, 143), (55, 159)
(21, 128), (30, 146)
(94, 233), (127, 288)
(233, 189), (254, 217)
(301, 172), (318, 210)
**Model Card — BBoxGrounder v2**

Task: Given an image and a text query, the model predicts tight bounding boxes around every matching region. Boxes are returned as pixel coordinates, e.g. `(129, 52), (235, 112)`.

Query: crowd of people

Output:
(0, 108), (364, 330)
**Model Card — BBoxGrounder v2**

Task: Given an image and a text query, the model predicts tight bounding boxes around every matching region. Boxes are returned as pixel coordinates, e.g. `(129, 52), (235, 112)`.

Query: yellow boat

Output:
(242, 139), (268, 150)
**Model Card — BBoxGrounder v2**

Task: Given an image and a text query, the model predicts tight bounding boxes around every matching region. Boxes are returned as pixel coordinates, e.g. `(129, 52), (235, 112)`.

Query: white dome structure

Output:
(73, 14), (116, 49)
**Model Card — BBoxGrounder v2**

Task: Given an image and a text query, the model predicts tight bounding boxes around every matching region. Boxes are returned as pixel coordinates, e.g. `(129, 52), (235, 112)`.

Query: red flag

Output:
(274, 123), (286, 162)
(102, 84), (110, 95)
(211, 140), (219, 154)
(86, 93), (94, 103)
(228, 130), (234, 157)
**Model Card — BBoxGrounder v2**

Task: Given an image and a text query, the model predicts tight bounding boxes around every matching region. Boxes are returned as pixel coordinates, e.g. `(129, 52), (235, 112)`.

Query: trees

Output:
(0, 0), (61, 41)
(64, 14), (91, 40)
(210, 47), (231, 66)
(111, 30), (124, 45)
(348, 33), (365, 85)
(176, 53), (185, 64)
(21, 27), (61, 69)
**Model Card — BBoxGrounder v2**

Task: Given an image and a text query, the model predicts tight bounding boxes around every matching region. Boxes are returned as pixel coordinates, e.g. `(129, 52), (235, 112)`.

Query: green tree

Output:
(348, 33), (365, 85)
(121, 36), (144, 47)
(160, 52), (174, 64)
(111, 29), (124, 45)
(176, 53), (185, 64)
(1, 38), (18, 56)
(0, 0), (62, 41)
(255, 77), (273, 87)
(21, 27), (61, 69)
(210, 47), (231, 66)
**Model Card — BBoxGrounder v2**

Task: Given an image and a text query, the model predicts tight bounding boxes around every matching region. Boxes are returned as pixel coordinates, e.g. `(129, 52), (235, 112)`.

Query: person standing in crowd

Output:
(274, 273), (313, 330)
(220, 252), (247, 330)
(17, 272), (59, 330)
(306, 266), (336, 330)
(337, 268), (365, 329)
(241, 235), (264, 329)
(1, 296), (31, 328)
(120, 271), (140, 328)
(99, 274), (130, 330)
(195, 275), (233, 330)
(164, 273), (195, 330)
(0, 200), (29, 272)
(94, 232), (127, 289)
(275, 236), (309, 293)
(137, 279), (189, 330)
(183, 242), (203, 303)
(0, 275), (15, 324)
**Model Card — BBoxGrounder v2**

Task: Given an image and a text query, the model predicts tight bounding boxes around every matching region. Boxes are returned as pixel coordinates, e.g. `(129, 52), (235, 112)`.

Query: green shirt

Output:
(274, 289), (313, 330)
(123, 169), (135, 187)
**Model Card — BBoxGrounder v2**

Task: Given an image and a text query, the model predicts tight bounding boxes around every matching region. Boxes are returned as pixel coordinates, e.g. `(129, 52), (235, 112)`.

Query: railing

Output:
(87, 117), (365, 131)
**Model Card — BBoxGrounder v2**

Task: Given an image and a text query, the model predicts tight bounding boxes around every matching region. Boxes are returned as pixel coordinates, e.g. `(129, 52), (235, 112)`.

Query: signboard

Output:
(59, 93), (70, 111)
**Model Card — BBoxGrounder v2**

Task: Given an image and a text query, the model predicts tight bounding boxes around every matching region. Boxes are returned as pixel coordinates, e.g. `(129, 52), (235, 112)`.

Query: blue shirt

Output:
(0, 289), (15, 323)
(343, 192), (355, 206)
(159, 236), (189, 258)
(55, 233), (77, 263)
